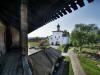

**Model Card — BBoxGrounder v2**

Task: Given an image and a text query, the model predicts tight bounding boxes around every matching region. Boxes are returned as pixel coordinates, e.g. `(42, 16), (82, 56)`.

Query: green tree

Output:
(70, 23), (99, 52)
(63, 30), (70, 36)
(96, 29), (100, 43)
(35, 36), (39, 41)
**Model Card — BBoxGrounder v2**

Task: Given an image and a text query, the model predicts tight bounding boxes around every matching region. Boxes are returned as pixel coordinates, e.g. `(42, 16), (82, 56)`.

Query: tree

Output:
(35, 36), (39, 41)
(96, 29), (100, 43)
(71, 30), (85, 52)
(70, 23), (99, 52)
(63, 30), (70, 37)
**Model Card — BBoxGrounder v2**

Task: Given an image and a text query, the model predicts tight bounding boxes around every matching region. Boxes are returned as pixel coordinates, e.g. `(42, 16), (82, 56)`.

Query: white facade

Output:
(48, 25), (69, 45)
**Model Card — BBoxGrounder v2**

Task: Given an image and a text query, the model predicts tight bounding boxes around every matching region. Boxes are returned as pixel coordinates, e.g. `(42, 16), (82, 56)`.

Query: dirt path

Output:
(62, 50), (86, 75)
(68, 50), (86, 75)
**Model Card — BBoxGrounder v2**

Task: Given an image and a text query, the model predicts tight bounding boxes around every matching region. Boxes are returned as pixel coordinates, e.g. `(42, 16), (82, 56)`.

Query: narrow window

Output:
(59, 36), (60, 38)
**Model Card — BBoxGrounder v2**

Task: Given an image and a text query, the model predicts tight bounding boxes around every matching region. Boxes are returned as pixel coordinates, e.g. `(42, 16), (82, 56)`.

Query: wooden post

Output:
(20, 0), (32, 75)
(5, 25), (12, 52)
(20, 0), (28, 55)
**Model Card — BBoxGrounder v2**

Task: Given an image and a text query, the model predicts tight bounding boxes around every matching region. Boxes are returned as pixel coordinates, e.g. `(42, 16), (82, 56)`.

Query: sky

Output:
(28, 0), (100, 38)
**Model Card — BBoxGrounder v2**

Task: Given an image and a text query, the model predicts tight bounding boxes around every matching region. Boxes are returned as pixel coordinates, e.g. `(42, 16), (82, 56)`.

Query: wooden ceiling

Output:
(0, 0), (94, 33)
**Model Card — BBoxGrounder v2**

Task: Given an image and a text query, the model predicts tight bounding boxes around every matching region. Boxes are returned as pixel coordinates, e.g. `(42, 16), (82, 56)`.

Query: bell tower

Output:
(57, 24), (60, 31)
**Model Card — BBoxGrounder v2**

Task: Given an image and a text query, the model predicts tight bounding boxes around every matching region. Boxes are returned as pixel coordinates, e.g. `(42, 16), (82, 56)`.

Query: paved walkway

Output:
(62, 50), (86, 75)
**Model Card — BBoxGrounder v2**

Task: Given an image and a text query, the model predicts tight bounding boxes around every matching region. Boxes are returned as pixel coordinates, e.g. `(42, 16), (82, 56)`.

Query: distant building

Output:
(48, 24), (69, 45)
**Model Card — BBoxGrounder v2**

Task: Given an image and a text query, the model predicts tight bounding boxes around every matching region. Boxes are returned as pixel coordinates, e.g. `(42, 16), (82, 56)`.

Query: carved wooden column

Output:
(20, 0), (28, 55)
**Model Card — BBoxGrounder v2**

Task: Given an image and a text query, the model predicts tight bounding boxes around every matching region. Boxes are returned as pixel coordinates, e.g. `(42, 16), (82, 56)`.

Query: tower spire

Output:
(57, 24), (60, 31)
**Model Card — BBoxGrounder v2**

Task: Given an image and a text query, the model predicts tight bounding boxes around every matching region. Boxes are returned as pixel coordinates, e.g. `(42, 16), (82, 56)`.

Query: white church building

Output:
(48, 24), (69, 45)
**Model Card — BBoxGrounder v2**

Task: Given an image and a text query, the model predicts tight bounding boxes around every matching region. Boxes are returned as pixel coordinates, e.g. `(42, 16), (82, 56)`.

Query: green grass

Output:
(70, 47), (99, 54)
(28, 41), (50, 49)
(58, 45), (64, 52)
(28, 41), (39, 47)
(58, 45), (65, 52)
(64, 57), (74, 75)
(71, 44), (99, 54)
(82, 47), (98, 53)
(78, 56), (100, 75)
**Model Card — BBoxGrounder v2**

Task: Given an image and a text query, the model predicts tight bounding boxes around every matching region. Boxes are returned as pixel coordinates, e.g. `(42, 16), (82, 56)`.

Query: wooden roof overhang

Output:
(0, 0), (94, 33)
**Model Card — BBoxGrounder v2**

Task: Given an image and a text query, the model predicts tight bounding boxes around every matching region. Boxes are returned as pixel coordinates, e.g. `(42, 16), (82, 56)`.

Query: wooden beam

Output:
(65, 5), (72, 13)
(20, 0), (28, 55)
(87, 0), (94, 3)
(77, 0), (85, 7)
(61, 8), (67, 15)
(70, 2), (78, 10)
(58, 11), (63, 17)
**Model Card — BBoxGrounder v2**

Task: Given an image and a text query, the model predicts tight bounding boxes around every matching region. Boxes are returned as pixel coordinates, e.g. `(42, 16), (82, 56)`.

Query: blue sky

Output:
(28, 0), (100, 37)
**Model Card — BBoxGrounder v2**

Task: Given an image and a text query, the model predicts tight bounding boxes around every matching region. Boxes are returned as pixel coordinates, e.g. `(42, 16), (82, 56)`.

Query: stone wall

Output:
(0, 23), (6, 56)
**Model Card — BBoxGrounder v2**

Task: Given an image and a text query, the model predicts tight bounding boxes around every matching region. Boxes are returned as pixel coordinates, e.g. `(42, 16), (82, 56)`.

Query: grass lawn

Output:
(58, 45), (69, 52)
(28, 41), (39, 47)
(82, 47), (98, 53)
(28, 41), (50, 49)
(69, 46), (99, 54)
(58, 45), (65, 52)
(78, 55), (100, 75)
